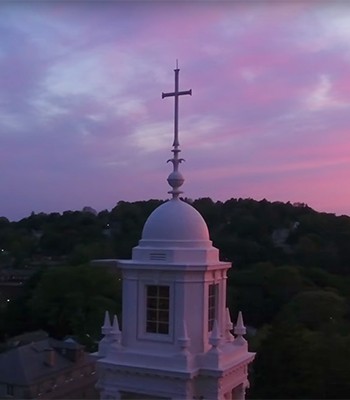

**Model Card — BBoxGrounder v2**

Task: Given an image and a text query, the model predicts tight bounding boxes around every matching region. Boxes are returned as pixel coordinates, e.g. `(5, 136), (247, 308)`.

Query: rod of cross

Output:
(162, 63), (192, 148)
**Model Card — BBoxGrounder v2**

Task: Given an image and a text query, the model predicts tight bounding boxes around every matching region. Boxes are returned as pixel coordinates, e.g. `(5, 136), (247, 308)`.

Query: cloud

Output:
(304, 74), (350, 111)
(130, 120), (172, 153)
(1, 1), (350, 220)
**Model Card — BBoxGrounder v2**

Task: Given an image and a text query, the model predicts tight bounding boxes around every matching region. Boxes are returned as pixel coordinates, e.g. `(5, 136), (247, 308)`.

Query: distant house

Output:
(0, 268), (39, 305)
(0, 333), (98, 399)
(5, 330), (49, 348)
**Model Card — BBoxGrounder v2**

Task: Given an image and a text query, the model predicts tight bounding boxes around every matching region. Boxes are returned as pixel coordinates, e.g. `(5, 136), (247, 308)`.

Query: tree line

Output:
(1, 197), (350, 398)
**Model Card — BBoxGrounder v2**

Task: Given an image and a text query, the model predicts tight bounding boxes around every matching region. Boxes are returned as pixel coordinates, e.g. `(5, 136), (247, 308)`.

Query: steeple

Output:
(96, 66), (255, 400)
(162, 62), (192, 198)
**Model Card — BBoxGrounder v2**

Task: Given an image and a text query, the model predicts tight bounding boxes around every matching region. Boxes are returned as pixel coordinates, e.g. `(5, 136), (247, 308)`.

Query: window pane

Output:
(158, 298), (169, 309)
(208, 283), (218, 331)
(147, 297), (157, 308)
(147, 310), (157, 321)
(147, 285), (157, 296)
(158, 310), (169, 322)
(158, 323), (169, 334)
(146, 285), (170, 335)
(209, 284), (215, 296)
(159, 286), (169, 297)
(146, 321), (157, 333)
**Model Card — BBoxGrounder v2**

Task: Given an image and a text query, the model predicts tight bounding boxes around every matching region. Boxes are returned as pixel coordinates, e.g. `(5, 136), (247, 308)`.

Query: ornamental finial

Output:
(225, 307), (235, 342)
(234, 311), (247, 345)
(209, 319), (222, 349)
(102, 311), (112, 335)
(162, 64), (192, 198)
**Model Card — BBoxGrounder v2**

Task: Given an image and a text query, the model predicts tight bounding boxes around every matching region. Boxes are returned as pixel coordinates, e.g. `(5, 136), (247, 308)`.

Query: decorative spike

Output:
(178, 319), (190, 352)
(234, 311), (247, 345)
(102, 311), (112, 335)
(226, 308), (233, 329)
(112, 315), (120, 333)
(225, 308), (235, 342)
(112, 314), (121, 344)
(234, 311), (246, 336)
(209, 320), (221, 348)
(103, 311), (111, 327)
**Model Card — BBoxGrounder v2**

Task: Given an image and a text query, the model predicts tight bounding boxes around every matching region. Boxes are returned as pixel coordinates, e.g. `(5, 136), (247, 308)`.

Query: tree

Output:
(0, 268), (45, 339)
(277, 290), (346, 331)
(27, 265), (122, 344)
(250, 320), (350, 399)
(228, 264), (305, 327)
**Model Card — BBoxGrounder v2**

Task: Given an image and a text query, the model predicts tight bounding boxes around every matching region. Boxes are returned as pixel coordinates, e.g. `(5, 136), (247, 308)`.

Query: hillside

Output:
(1, 197), (350, 398)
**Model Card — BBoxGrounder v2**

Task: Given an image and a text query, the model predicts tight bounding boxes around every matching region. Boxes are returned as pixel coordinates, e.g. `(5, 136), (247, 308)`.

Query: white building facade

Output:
(96, 67), (254, 400)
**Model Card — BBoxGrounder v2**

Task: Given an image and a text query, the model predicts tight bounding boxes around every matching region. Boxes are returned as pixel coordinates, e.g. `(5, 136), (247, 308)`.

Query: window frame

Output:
(146, 285), (170, 335)
(138, 281), (174, 342)
(208, 283), (219, 332)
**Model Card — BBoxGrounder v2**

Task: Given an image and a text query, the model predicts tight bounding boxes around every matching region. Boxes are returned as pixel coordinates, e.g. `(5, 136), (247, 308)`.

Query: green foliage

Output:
(277, 290), (347, 330)
(1, 265), (122, 347)
(2, 198), (350, 397)
(28, 265), (122, 339)
(2, 197), (350, 273)
(110, 200), (163, 258)
(0, 269), (45, 339)
(250, 318), (350, 399)
(228, 263), (306, 327)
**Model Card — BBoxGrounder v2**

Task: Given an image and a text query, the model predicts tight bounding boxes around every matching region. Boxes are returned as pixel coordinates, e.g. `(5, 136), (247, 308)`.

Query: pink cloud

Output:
(1, 1), (350, 220)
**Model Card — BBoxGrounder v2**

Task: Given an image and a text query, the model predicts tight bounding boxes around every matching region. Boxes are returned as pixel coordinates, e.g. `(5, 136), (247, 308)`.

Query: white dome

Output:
(141, 198), (210, 242)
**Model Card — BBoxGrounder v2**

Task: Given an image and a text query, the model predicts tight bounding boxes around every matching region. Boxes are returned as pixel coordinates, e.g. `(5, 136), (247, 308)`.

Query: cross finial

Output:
(162, 64), (192, 148)
(162, 65), (192, 198)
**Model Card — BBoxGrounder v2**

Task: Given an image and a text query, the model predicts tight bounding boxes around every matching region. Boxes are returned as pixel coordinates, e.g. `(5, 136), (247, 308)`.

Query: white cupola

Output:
(132, 198), (219, 265)
(96, 65), (255, 400)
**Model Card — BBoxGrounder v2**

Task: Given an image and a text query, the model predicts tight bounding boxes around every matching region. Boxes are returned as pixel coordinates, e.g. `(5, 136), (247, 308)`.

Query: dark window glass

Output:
(146, 285), (170, 334)
(208, 283), (218, 331)
(147, 285), (158, 296)
(158, 323), (169, 334)
(146, 321), (157, 332)
(147, 298), (157, 308)
(158, 310), (169, 322)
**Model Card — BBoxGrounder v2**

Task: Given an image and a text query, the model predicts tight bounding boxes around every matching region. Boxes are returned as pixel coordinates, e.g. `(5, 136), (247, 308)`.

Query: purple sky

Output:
(1, 1), (350, 221)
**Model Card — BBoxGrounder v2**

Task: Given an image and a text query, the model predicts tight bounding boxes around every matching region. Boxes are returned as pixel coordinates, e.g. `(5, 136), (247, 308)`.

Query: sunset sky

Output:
(1, 1), (350, 221)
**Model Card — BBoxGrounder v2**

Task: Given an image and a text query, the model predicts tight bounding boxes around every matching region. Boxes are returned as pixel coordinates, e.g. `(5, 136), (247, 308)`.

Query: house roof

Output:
(0, 337), (92, 386)
(6, 330), (48, 347)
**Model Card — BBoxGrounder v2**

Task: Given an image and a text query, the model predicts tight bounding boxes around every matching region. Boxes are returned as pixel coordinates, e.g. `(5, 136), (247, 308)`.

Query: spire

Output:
(112, 314), (120, 332)
(111, 314), (121, 344)
(209, 319), (221, 348)
(98, 311), (113, 357)
(102, 311), (112, 335)
(234, 311), (247, 345)
(225, 307), (235, 342)
(177, 319), (190, 353)
(162, 63), (192, 198)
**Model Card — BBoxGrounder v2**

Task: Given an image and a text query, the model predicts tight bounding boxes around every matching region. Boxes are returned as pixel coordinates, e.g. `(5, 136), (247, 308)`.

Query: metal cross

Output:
(162, 63), (192, 148)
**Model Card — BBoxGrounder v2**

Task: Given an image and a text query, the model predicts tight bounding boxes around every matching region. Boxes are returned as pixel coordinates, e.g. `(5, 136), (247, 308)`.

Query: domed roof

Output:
(141, 198), (210, 242)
